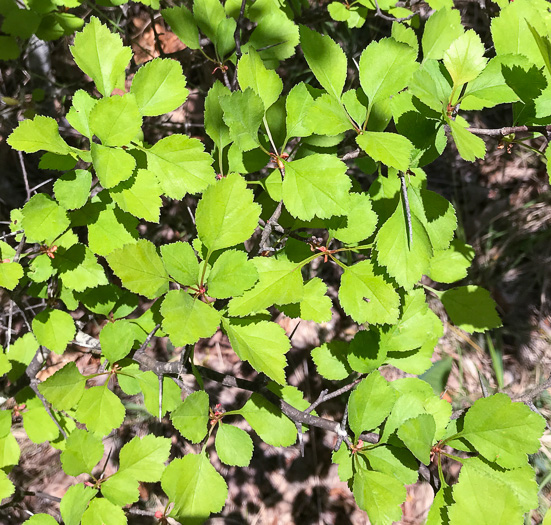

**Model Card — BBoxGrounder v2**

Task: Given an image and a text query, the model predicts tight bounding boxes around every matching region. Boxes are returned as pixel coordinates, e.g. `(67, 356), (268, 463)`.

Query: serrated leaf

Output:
(356, 132), (413, 171)
(248, 11), (299, 63)
(338, 260), (400, 325)
(110, 169), (162, 222)
(53, 243), (108, 292)
(285, 82), (315, 140)
(0, 471), (15, 504)
(137, 372), (182, 418)
(70, 16), (132, 97)
(38, 362), (86, 411)
(21, 193), (70, 244)
(196, 172), (261, 253)
(299, 25), (347, 100)
(66, 89), (97, 138)
(429, 239), (474, 283)
(238, 48), (283, 111)
(161, 5), (200, 50)
(220, 89), (264, 151)
(443, 30), (487, 87)
(54, 169), (92, 210)
(397, 413), (436, 465)
(422, 7), (464, 61)
(0, 261), (23, 290)
(282, 154), (351, 221)
(86, 205), (139, 257)
(118, 434), (171, 480)
(130, 58), (188, 116)
(361, 445), (419, 485)
(348, 329), (387, 374)
(205, 81), (232, 150)
(171, 390), (210, 443)
(20, 392), (60, 444)
(0, 433), (20, 468)
(459, 393), (546, 468)
(100, 471), (139, 507)
(332, 445), (353, 481)
(22, 514), (58, 525)
(441, 285), (501, 333)
(228, 257), (304, 316)
(75, 385), (125, 436)
(32, 308), (75, 354)
(106, 239), (169, 299)
(146, 134), (215, 199)
(81, 497), (127, 525)
(207, 250), (258, 299)
(359, 37), (418, 106)
(90, 143), (136, 189)
(60, 428), (104, 476)
(193, 0), (226, 42)
(238, 393), (297, 447)
(222, 317), (289, 385)
(215, 423), (254, 467)
(7, 115), (71, 155)
(89, 94), (142, 147)
(162, 289), (221, 346)
(162, 454), (227, 523)
(60, 484), (98, 525)
(99, 319), (136, 363)
(409, 59), (452, 112)
(328, 192), (378, 245)
(353, 469), (406, 525)
(375, 196), (433, 289)
(304, 93), (354, 136)
(348, 371), (396, 436)
(297, 277), (332, 323)
(160, 241), (200, 286)
(447, 118), (486, 162)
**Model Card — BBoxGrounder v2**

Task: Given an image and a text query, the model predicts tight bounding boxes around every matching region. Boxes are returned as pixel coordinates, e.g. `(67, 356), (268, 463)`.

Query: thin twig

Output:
(334, 401), (349, 451)
(468, 124), (551, 137)
(17, 151), (31, 201)
(258, 200), (283, 254)
(232, 0), (248, 89)
(399, 173), (413, 247)
(29, 380), (67, 439)
(341, 148), (362, 161)
(149, 9), (166, 58)
(373, 0), (416, 22)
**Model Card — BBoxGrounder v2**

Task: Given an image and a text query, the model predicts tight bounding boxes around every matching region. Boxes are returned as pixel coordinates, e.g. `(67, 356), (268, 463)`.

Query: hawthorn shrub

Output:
(1, 0), (551, 523)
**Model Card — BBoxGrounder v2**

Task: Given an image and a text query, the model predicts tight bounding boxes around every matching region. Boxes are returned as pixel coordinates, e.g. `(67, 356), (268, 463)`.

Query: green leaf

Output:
(106, 239), (169, 299)
(228, 257), (304, 316)
(359, 37), (418, 106)
(162, 454), (227, 524)
(53, 244), (108, 292)
(60, 484), (98, 525)
(0, 35), (19, 60)
(22, 515), (58, 525)
(20, 391), (60, 444)
(328, 192), (378, 245)
(110, 169), (162, 222)
(193, 0), (226, 42)
(89, 94), (142, 147)
(238, 48), (283, 111)
(375, 196), (433, 289)
(0, 433), (20, 468)
(296, 277), (332, 323)
(299, 25), (347, 100)
(130, 58), (188, 116)
(429, 239), (474, 283)
(391, 22), (418, 53)
(60, 428), (104, 476)
(304, 94), (354, 135)
(248, 10), (299, 63)
(361, 446), (419, 485)
(70, 16), (132, 97)
(332, 445), (353, 481)
(196, 172), (261, 253)
(422, 7), (464, 61)
(86, 205), (139, 257)
(100, 472), (139, 507)
(5, 333), (38, 381)
(409, 59), (452, 112)
(21, 193), (70, 244)
(99, 320), (136, 363)
(54, 170), (92, 210)
(397, 413), (436, 465)
(448, 459), (523, 525)
(348, 329), (387, 374)
(66, 89), (97, 138)
(39, 152), (77, 172)
(162, 290), (221, 346)
(118, 434), (171, 480)
(447, 117), (486, 162)
(338, 260), (400, 325)
(2, 9), (41, 39)
(356, 132), (414, 171)
(205, 81), (232, 150)
(443, 30), (487, 87)
(146, 134), (215, 199)
(0, 261), (23, 290)
(75, 385), (126, 436)
(161, 5), (200, 50)
(238, 393), (297, 447)
(285, 82), (315, 140)
(222, 317), (290, 385)
(7, 115), (71, 155)
(282, 154), (351, 221)
(32, 308), (75, 354)
(171, 390), (210, 443)
(459, 393), (546, 468)
(215, 423), (254, 467)
(441, 285), (501, 333)
(90, 143), (136, 189)
(352, 469), (406, 525)
(160, 242), (200, 286)
(207, 250), (258, 299)
(81, 498), (127, 525)
(220, 89), (265, 151)
(38, 362), (86, 410)
(348, 371), (396, 436)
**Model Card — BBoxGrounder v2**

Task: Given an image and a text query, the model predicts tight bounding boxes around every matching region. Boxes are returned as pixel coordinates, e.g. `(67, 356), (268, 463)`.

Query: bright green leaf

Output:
(171, 391), (210, 443)
(110, 169), (162, 222)
(161, 5), (200, 50)
(118, 434), (171, 480)
(0, 261), (23, 290)
(61, 428), (104, 476)
(219, 89), (264, 151)
(21, 193), (70, 244)
(447, 117), (486, 162)
(75, 385), (126, 436)
(54, 170), (92, 210)
(397, 413), (436, 465)
(90, 143), (136, 189)
(66, 89), (97, 138)
(160, 241), (200, 286)
(32, 308), (75, 354)
(7, 115), (71, 155)
(356, 132), (413, 172)
(59, 484), (98, 525)
(207, 250), (258, 299)
(422, 7), (464, 61)
(81, 497), (127, 525)
(215, 423), (254, 467)
(53, 243), (108, 292)
(100, 319), (136, 363)
(38, 362), (86, 411)
(328, 192), (378, 245)
(443, 30), (487, 87)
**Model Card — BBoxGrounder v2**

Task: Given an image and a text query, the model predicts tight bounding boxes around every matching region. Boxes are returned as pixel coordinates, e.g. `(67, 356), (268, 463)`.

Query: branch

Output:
(341, 148), (362, 161)
(468, 124), (551, 137)
(258, 200), (283, 254)
(232, 0), (248, 89)
(373, 0), (416, 22)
